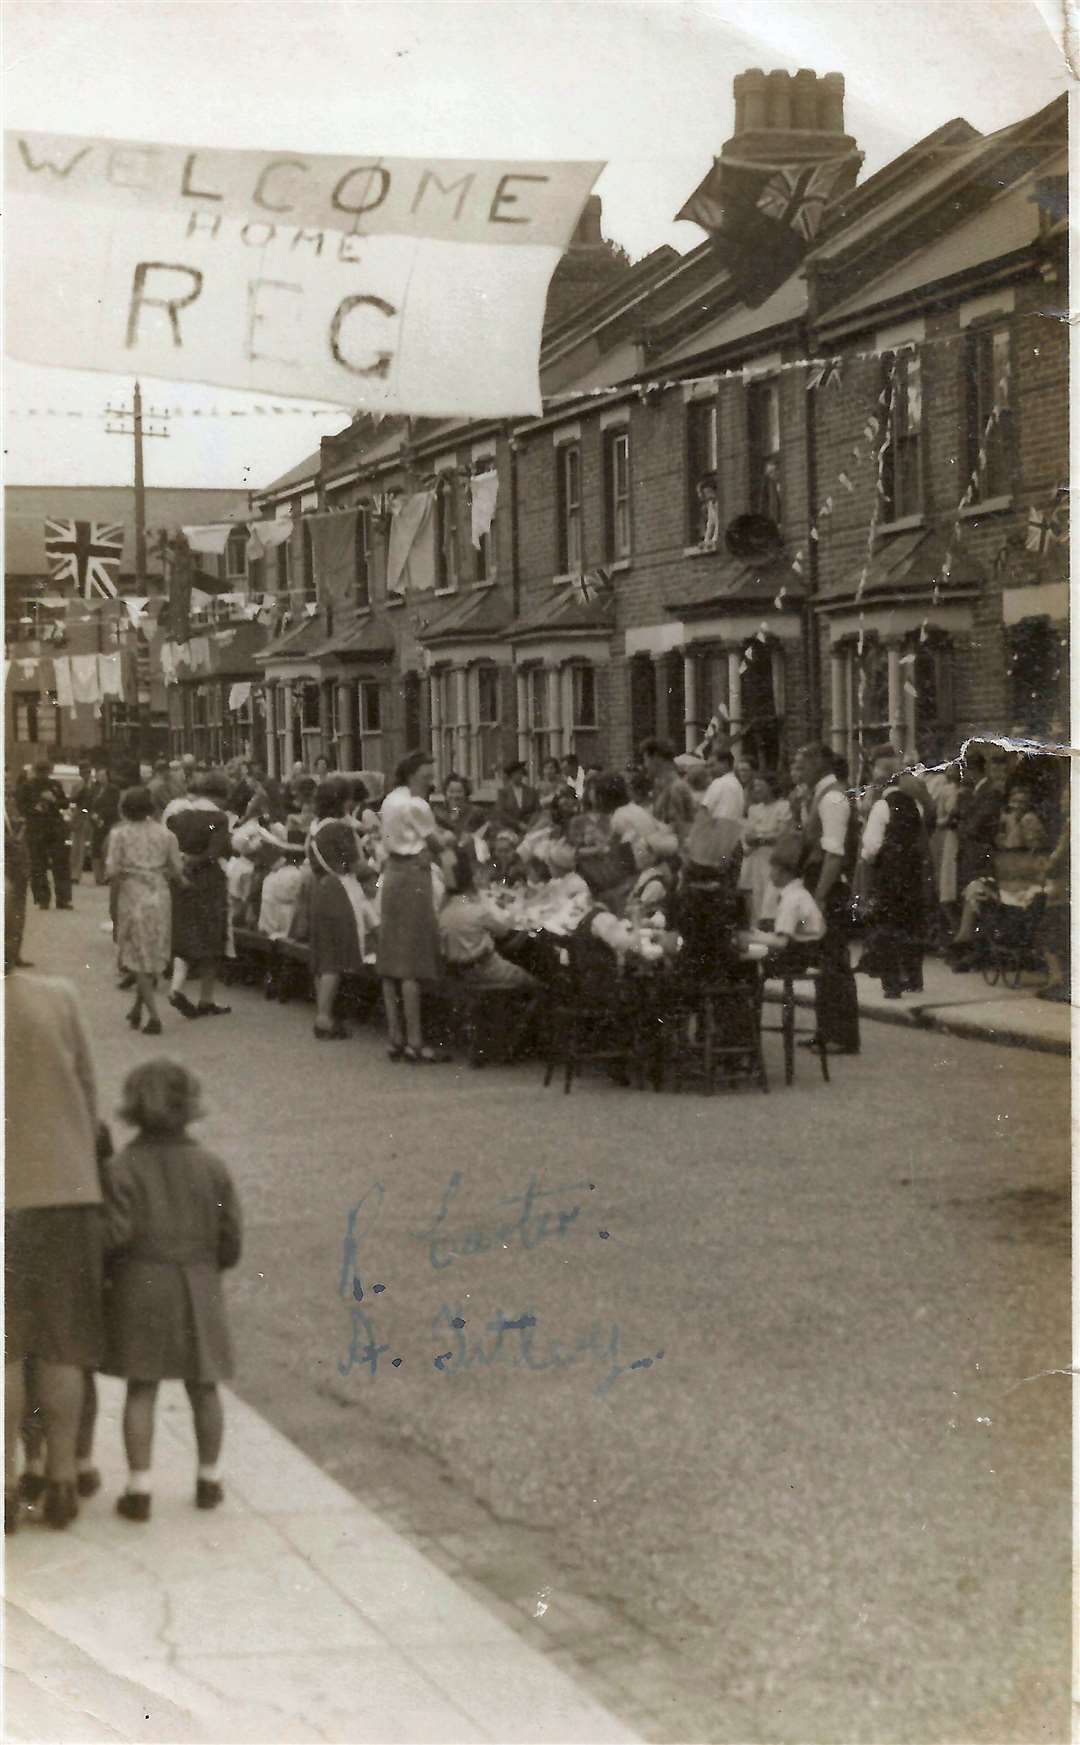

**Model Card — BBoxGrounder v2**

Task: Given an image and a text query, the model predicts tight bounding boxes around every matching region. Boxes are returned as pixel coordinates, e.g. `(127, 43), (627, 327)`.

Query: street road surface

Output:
(22, 891), (1070, 1744)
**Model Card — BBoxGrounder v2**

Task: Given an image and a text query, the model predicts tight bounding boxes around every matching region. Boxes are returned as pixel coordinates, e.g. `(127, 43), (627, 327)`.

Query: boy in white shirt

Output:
(754, 840), (825, 968)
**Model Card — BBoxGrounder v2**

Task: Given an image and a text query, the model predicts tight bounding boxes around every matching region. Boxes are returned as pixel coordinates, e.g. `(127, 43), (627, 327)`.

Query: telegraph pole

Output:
(104, 383), (170, 759)
(105, 381), (170, 589)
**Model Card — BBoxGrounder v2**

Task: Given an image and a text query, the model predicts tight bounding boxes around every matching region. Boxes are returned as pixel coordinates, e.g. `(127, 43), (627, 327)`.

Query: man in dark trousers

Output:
(793, 741), (860, 1055)
(18, 760), (72, 911)
(88, 766), (122, 886)
(68, 760), (93, 885)
(858, 746), (927, 998)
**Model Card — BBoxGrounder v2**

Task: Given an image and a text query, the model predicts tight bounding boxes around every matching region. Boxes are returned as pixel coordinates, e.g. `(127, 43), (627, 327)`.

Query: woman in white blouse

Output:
(738, 773), (792, 925)
(376, 752), (451, 1063)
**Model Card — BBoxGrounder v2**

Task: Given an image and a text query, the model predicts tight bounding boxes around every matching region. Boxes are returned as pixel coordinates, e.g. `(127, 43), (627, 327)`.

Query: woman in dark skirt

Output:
(308, 819), (377, 1039)
(376, 750), (451, 1062)
(168, 794), (231, 1018)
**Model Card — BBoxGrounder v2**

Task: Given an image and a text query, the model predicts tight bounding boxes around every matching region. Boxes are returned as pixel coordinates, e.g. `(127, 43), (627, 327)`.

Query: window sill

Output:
(607, 558), (631, 574)
(960, 495), (1013, 520)
(433, 586), (459, 598)
(683, 541), (721, 559)
(385, 594), (406, 609)
(877, 513), (924, 536)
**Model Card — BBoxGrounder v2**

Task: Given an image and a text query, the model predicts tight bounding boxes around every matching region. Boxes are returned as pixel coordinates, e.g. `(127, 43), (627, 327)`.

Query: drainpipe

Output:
(507, 419), (521, 621)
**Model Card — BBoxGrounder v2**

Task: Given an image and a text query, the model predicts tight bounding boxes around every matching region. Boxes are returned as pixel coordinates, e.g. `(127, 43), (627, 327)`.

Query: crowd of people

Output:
(8, 731), (1065, 1070)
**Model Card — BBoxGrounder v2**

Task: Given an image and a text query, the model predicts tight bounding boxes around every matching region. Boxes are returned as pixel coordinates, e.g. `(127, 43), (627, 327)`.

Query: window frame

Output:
(570, 662), (597, 730)
(13, 690), (60, 746)
(471, 461), (498, 586)
(965, 320), (1014, 504)
(224, 527), (248, 581)
(603, 428), (632, 563)
(747, 378), (782, 523)
(357, 678), (383, 767)
(435, 474), (461, 595)
(556, 440), (583, 576)
(881, 347), (924, 523)
(686, 398), (720, 545)
(355, 508), (372, 609)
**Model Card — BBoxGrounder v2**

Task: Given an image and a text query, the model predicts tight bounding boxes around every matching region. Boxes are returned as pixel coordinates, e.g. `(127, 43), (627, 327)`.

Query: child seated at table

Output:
(752, 839), (825, 973)
(438, 848), (537, 989)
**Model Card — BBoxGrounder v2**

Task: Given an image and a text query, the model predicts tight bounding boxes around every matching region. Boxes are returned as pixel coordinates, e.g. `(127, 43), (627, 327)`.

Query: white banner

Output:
(6, 131), (602, 417)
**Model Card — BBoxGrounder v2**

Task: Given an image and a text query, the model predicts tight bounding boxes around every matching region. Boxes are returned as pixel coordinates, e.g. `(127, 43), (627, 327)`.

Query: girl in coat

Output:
(104, 1059), (242, 1522)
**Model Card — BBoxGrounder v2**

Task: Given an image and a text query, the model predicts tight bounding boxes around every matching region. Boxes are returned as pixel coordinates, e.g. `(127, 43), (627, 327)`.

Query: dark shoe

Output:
(883, 990), (903, 1000)
(55, 903), (74, 911)
(76, 1467), (101, 1499)
(195, 1478), (224, 1510)
(169, 991), (201, 1019)
(115, 1491), (151, 1523)
(126, 1000), (144, 1029)
(402, 1045), (439, 1064)
(314, 1023), (348, 1040)
(43, 1480), (78, 1529)
(117, 972), (136, 991)
(142, 1018), (163, 1036)
(905, 980), (924, 994)
(11, 957), (34, 968)
(387, 1044), (404, 1061)
(17, 1471), (46, 1504)
(196, 1002), (232, 1017)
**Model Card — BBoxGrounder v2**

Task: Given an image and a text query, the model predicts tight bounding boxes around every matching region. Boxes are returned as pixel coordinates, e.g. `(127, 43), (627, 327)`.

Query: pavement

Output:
(5, 1377), (640, 1745)
(775, 950), (1071, 1056)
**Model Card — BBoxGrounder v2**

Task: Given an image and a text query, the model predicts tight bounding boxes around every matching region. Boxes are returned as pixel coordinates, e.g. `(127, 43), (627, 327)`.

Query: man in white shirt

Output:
(792, 742), (860, 1053)
(703, 750), (745, 824)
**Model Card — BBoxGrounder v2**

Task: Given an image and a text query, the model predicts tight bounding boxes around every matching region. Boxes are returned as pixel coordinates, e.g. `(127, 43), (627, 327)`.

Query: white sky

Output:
(3, 0), (1068, 493)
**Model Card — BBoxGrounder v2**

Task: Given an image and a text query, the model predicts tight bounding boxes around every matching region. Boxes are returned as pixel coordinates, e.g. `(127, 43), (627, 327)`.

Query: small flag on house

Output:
(1032, 502), (1067, 554)
(571, 567), (613, 606)
(44, 518), (123, 599)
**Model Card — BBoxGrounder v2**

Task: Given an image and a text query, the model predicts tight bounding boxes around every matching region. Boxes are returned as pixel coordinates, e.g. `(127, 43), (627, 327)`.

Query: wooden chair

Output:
(759, 955), (830, 1087)
(541, 944), (660, 1094)
(663, 974), (769, 1096)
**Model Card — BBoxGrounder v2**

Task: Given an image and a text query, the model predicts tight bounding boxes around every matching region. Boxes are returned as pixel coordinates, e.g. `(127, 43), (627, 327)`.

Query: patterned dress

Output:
(106, 819), (182, 975)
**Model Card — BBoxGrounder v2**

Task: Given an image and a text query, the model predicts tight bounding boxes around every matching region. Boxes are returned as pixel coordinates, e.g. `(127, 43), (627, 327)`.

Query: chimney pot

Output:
(741, 68), (767, 131)
(819, 71), (846, 133)
(766, 69), (792, 129)
(733, 71), (746, 134)
(574, 194), (603, 245)
(792, 68), (818, 130)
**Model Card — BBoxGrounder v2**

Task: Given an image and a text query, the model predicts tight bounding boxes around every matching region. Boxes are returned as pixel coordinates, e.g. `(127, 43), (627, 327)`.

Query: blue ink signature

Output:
(412, 1171), (593, 1270)
(429, 1305), (664, 1397)
(335, 1182), (666, 1390)
(339, 1183), (385, 1303)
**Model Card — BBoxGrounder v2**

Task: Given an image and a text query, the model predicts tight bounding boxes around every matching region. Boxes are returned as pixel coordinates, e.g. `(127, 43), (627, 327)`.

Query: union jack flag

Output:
(755, 155), (858, 241)
(572, 567), (613, 606)
(44, 518), (124, 598)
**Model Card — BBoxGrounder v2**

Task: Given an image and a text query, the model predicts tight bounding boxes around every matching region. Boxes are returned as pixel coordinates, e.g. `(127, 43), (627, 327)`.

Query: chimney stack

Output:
(725, 67), (857, 166)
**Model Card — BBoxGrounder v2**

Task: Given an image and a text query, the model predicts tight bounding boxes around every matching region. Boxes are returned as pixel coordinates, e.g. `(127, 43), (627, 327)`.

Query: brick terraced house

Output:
(161, 75), (1067, 789)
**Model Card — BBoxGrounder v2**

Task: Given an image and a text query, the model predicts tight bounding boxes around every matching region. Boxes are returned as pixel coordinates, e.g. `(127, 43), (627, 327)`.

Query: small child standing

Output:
(104, 1059), (242, 1522)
